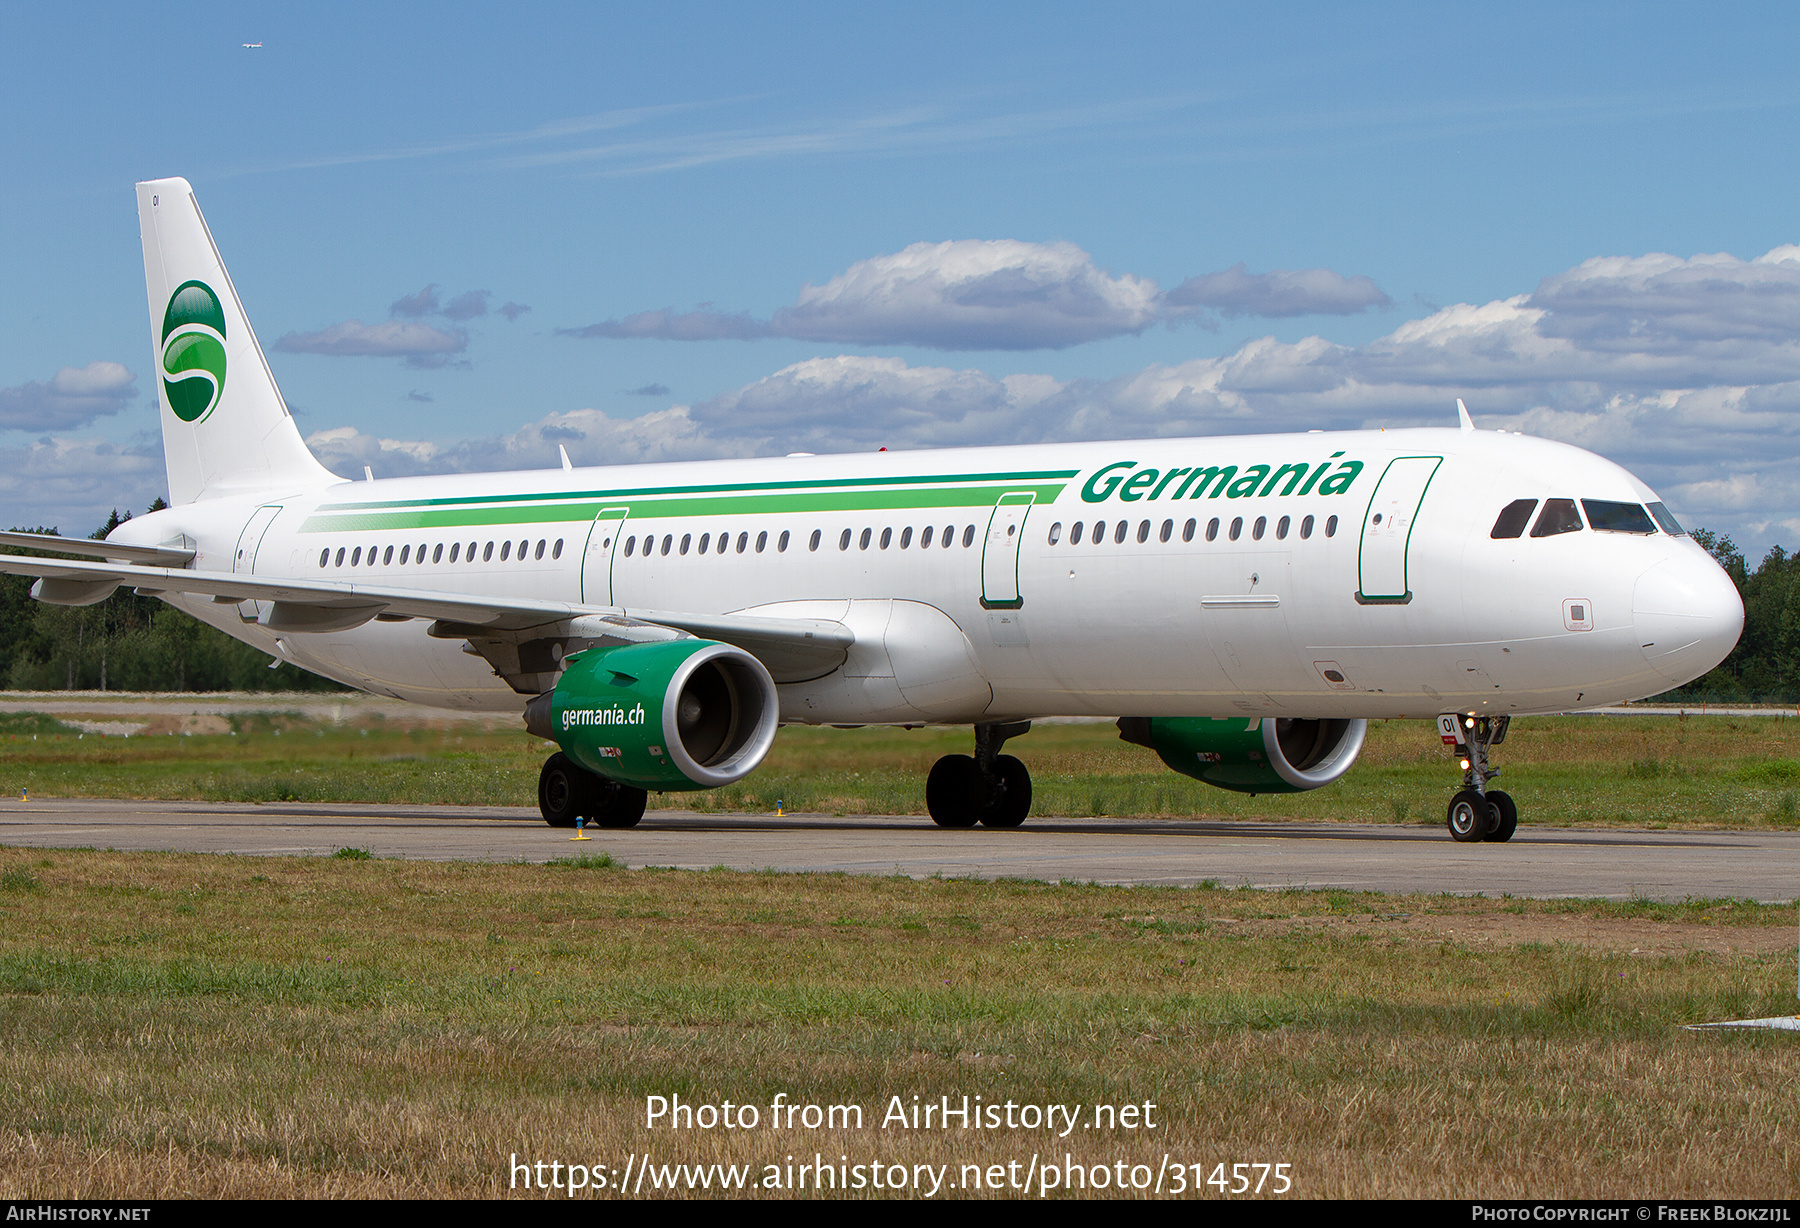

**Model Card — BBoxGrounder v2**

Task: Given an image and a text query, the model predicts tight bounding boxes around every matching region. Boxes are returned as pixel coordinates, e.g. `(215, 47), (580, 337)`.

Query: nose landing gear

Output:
(926, 720), (1033, 829)
(1437, 714), (1517, 843)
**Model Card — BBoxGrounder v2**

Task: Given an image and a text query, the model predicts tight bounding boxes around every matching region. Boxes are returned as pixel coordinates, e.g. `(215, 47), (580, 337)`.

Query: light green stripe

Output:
(299, 483), (1069, 534)
(316, 469), (1080, 513)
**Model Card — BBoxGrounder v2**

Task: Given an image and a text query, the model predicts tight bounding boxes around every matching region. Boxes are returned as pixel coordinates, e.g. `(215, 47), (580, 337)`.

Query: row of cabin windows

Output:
(313, 512), (1351, 571)
(1489, 498), (1685, 540)
(338, 502), (1671, 566)
(622, 524), (983, 558)
(1049, 513), (1338, 546)
(319, 537), (566, 569)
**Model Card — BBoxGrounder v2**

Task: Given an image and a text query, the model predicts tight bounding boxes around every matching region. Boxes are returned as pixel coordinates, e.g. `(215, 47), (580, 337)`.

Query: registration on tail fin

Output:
(136, 178), (337, 506)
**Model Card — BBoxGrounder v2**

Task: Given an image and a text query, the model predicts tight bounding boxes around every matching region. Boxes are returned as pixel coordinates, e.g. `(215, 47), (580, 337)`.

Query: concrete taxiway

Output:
(0, 798), (1793, 902)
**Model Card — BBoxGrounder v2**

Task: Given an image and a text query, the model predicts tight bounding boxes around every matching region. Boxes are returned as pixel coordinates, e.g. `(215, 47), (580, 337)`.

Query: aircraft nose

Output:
(1633, 552), (1744, 685)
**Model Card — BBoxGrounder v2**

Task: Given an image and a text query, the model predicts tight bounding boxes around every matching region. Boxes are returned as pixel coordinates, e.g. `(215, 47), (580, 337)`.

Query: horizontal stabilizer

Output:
(0, 529), (194, 567)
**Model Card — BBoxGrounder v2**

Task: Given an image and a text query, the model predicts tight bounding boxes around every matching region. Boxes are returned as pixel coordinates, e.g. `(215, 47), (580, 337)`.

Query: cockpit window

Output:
(1646, 501), (1686, 536)
(1490, 499), (1538, 539)
(1582, 500), (1656, 534)
(1530, 498), (1583, 538)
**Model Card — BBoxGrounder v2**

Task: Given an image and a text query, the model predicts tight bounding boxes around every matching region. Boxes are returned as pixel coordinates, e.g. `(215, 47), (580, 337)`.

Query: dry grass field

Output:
(0, 846), (1794, 1199)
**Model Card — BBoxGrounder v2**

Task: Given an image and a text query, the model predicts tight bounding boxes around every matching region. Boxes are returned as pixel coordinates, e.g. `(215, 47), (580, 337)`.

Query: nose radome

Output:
(1633, 555), (1745, 685)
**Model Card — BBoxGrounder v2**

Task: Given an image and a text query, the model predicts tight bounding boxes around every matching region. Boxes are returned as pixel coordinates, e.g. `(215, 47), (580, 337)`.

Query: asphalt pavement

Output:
(1, 798), (1793, 902)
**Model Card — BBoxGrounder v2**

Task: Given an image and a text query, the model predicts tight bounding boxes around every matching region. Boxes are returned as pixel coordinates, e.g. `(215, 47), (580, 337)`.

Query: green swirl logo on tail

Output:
(160, 280), (227, 423)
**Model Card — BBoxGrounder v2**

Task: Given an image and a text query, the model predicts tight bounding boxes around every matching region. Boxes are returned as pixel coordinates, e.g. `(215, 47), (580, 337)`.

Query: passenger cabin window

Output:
(1490, 499), (1538, 539)
(1530, 499), (1583, 538)
(1582, 500), (1656, 534)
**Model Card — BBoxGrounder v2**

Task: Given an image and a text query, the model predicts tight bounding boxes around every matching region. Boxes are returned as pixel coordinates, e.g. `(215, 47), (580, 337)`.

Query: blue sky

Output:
(5, 2), (1800, 557)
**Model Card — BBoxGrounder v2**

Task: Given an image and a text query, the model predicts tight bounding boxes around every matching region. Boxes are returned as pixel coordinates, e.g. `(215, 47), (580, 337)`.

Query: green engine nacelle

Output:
(1117, 716), (1367, 794)
(526, 639), (780, 791)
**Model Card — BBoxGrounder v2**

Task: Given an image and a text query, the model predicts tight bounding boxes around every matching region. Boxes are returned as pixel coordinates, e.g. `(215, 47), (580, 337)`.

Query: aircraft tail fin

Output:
(136, 178), (338, 505)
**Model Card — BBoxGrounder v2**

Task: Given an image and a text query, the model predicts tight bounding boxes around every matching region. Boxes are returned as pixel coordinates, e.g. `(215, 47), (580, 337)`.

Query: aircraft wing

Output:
(0, 552), (853, 683)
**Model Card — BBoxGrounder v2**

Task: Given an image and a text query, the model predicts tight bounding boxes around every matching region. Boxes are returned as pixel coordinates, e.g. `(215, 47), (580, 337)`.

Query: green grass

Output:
(3, 711), (1800, 828)
(0, 847), (1794, 1198)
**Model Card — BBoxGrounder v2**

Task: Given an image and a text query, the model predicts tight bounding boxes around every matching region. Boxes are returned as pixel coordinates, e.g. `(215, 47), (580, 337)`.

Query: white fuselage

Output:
(107, 427), (1743, 725)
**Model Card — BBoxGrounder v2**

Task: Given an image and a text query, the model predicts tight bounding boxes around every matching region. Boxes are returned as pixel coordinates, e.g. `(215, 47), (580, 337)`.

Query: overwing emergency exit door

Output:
(582, 507), (629, 605)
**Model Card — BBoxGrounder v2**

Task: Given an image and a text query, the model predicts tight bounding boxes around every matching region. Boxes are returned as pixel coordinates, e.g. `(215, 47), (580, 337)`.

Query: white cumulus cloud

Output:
(305, 407), (736, 480)
(769, 240), (1162, 349)
(274, 321), (469, 369)
(1164, 263), (1393, 319)
(0, 435), (164, 532)
(567, 241), (1378, 350)
(0, 362), (138, 432)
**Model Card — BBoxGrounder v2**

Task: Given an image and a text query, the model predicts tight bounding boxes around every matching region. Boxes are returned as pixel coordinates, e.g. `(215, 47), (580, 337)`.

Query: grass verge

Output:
(3, 713), (1799, 829)
(0, 847), (1794, 1198)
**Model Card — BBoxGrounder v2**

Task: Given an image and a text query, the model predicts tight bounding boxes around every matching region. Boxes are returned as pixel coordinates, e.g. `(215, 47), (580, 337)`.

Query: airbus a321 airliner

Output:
(0, 179), (1744, 842)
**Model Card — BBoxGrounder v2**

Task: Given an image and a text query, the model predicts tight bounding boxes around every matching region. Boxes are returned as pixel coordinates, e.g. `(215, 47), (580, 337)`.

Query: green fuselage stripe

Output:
(299, 482), (1071, 534)
(312, 468), (1080, 514)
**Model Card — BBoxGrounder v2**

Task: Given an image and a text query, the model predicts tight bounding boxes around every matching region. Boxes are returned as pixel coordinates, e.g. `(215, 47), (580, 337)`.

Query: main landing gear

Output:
(926, 721), (1033, 829)
(538, 752), (648, 829)
(1437, 714), (1517, 843)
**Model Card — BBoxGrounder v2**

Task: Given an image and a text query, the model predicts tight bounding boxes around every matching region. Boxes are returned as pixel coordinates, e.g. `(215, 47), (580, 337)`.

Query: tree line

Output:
(1673, 530), (1800, 702)
(1, 504), (344, 693)
(0, 505), (1789, 699)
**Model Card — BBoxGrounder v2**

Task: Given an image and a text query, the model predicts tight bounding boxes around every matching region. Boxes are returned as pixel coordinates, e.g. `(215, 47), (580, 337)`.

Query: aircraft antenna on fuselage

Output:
(1456, 398), (1476, 432)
